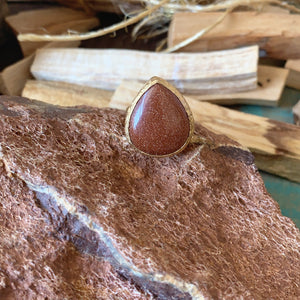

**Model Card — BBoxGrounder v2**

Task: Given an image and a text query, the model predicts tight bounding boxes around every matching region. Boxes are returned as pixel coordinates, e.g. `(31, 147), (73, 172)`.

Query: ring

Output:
(125, 76), (195, 157)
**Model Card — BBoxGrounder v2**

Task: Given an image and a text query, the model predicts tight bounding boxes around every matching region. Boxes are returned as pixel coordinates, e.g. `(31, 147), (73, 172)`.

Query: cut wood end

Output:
(285, 59), (300, 90)
(285, 59), (300, 71)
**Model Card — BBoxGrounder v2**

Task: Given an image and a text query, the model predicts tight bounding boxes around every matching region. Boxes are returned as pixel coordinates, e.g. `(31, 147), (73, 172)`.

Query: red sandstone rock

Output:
(0, 163), (149, 300)
(0, 96), (299, 299)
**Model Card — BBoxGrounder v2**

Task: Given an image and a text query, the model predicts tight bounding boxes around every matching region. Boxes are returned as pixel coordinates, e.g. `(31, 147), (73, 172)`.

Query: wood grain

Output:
(22, 80), (112, 107)
(31, 46), (258, 94)
(5, 7), (99, 56)
(189, 65), (288, 106)
(285, 59), (300, 90)
(0, 41), (80, 96)
(110, 81), (300, 183)
(168, 12), (300, 59)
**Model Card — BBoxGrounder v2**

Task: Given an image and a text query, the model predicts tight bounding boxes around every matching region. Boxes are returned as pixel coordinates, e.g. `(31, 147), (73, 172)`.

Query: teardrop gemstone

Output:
(128, 83), (190, 156)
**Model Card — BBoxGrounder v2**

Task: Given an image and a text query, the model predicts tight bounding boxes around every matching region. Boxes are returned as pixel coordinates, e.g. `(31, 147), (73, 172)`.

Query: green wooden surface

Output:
(261, 172), (300, 228)
(236, 87), (300, 229)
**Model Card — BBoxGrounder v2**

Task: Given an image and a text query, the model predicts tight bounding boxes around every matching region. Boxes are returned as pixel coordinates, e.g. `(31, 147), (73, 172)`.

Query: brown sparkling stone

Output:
(128, 83), (190, 156)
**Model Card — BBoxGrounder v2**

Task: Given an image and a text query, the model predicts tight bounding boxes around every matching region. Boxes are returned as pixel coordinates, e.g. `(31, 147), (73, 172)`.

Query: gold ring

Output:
(125, 76), (194, 157)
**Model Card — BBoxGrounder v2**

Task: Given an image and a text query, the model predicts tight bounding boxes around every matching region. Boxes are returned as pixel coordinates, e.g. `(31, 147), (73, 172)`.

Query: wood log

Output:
(5, 7), (99, 56)
(22, 80), (112, 107)
(24, 66), (285, 107)
(285, 59), (300, 90)
(189, 65), (288, 106)
(0, 41), (80, 96)
(31, 46), (258, 94)
(168, 12), (300, 60)
(293, 100), (300, 126)
(110, 80), (300, 183)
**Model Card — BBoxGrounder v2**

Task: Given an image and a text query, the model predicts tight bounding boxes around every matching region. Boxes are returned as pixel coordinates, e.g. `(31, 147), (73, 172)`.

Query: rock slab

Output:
(0, 96), (299, 299)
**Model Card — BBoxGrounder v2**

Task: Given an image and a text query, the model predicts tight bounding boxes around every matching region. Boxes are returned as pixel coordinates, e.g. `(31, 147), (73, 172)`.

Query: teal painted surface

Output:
(236, 87), (300, 229)
(238, 87), (300, 124)
(260, 172), (300, 229)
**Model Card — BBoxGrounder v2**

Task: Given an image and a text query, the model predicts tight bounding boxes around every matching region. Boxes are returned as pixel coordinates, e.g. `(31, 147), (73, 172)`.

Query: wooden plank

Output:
(31, 46), (258, 94)
(0, 41), (80, 96)
(22, 80), (112, 107)
(110, 81), (300, 183)
(5, 7), (99, 56)
(168, 12), (300, 60)
(189, 65), (288, 106)
(285, 59), (300, 90)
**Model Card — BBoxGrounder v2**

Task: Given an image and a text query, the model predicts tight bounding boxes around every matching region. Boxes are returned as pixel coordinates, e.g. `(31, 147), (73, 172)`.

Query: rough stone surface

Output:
(0, 96), (299, 299)
(0, 163), (150, 300)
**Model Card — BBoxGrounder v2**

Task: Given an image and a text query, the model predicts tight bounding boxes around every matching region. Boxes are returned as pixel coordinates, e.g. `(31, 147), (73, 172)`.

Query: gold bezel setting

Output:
(125, 76), (194, 157)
